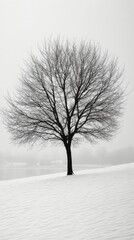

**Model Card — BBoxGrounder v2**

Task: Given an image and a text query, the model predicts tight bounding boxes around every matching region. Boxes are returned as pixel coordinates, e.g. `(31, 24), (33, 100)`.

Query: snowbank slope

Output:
(0, 163), (134, 240)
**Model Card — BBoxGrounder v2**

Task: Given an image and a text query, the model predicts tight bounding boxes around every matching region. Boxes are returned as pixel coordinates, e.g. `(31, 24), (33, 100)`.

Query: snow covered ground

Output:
(0, 163), (134, 240)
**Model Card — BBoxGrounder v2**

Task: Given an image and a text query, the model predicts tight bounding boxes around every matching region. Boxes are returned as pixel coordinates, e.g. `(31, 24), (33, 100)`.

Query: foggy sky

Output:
(0, 0), (134, 160)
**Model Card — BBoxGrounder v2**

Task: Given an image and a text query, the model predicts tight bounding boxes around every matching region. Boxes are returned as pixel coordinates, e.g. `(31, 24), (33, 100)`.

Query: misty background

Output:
(0, 0), (134, 177)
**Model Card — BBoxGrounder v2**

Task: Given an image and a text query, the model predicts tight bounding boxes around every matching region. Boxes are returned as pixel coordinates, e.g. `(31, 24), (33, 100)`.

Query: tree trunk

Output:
(65, 144), (74, 175)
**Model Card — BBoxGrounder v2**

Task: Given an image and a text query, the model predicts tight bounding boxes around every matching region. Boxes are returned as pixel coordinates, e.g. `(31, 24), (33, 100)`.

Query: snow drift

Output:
(0, 163), (134, 240)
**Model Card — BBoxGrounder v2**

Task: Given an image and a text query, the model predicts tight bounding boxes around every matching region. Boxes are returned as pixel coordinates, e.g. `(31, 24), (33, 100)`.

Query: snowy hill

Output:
(0, 163), (134, 240)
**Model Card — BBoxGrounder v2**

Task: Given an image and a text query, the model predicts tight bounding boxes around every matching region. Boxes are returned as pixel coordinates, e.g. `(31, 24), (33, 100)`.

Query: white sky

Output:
(0, 0), (134, 159)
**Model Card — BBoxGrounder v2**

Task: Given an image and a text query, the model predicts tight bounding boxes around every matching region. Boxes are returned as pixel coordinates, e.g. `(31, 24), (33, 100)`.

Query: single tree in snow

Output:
(3, 39), (124, 175)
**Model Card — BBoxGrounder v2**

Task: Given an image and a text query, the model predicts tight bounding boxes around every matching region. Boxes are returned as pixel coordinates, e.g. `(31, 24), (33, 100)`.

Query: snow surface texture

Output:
(0, 164), (134, 240)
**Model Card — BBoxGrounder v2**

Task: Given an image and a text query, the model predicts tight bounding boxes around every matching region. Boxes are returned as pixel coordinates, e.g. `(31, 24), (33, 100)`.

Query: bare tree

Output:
(3, 39), (124, 175)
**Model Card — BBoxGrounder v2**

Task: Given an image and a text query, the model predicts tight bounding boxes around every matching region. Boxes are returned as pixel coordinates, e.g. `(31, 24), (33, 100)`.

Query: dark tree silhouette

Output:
(3, 40), (124, 175)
